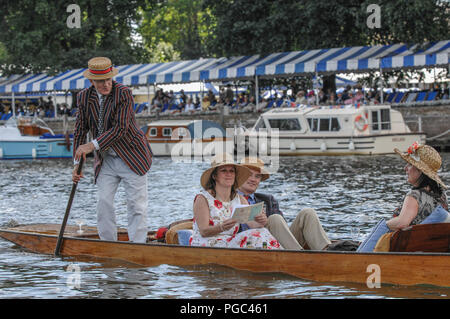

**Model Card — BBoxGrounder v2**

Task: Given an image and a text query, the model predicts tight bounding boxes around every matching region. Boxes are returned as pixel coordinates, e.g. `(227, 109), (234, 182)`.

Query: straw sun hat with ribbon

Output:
(240, 157), (270, 181)
(394, 142), (447, 189)
(83, 57), (119, 80)
(200, 153), (251, 190)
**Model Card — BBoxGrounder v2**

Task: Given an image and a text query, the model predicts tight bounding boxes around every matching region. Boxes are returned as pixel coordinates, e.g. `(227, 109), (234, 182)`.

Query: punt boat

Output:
(0, 117), (73, 159)
(0, 222), (448, 287)
(238, 104), (426, 156)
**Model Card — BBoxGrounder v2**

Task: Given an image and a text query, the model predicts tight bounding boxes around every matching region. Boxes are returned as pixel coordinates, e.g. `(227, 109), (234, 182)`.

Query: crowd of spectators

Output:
(140, 83), (449, 117)
(143, 84), (260, 116)
(145, 84), (244, 115)
(0, 83), (448, 121)
(0, 96), (74, 120)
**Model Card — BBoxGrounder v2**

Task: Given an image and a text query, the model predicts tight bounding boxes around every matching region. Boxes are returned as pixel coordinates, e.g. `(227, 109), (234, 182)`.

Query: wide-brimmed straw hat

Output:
(200, 153), (251, 190)
(83, 57), (119, 80)
(394, 143), (447, 189)
(240, 157), (270, 181)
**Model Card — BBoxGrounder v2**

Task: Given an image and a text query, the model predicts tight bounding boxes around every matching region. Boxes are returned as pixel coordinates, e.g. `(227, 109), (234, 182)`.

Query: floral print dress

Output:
(405, 189), (448, 225)
(189, 190), (282, 249)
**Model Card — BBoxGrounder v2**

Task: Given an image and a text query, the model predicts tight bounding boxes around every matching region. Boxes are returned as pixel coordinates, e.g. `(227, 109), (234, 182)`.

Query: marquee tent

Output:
(0, 40), (448, 94)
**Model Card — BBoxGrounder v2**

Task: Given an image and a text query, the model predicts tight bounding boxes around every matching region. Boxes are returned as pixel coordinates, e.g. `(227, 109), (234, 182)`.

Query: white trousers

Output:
(96, 154), (148, 243)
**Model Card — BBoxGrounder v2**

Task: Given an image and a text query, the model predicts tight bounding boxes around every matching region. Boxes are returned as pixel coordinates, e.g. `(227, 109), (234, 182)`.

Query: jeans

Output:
(356, 219), (390, 252)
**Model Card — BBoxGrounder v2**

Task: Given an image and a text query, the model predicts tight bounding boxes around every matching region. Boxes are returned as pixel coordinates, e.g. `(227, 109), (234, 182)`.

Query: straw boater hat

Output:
(240, 157), (270, 181)
(83, 57), (119, 80)
(200, 153), (251, 190)
(394, 142), (447, 189)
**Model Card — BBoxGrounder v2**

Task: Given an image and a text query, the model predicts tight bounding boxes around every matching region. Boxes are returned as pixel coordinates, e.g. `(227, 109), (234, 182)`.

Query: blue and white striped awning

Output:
(0, 40), (448, 94)
(252, 40), (450, 77)
(118, 57), (227, 86)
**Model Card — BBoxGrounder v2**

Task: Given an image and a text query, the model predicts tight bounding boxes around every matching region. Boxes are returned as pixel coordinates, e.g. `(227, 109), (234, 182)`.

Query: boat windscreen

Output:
(268, 118), (301, 131)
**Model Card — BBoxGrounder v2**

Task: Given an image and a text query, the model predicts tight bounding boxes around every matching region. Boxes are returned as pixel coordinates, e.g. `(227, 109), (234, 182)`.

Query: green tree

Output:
(360, 0), (450, 46)
(0, 42), (8, 67)
(204, 0), (449, 56)
(147, 42), (181, 63)
(139, 0), (212, 61)
(202, 0), (370, 56)
(0, 0), (149, 75)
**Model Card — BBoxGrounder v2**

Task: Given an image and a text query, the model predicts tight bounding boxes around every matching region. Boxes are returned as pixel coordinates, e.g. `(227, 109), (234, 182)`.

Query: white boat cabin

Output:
(245, 104), (425, 155)
(252, 104), (412, 136)
(143, 120), (229, 156)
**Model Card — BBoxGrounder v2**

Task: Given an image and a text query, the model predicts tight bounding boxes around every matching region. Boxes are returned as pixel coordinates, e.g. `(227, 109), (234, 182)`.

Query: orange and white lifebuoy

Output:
(354, 113), (369, 131)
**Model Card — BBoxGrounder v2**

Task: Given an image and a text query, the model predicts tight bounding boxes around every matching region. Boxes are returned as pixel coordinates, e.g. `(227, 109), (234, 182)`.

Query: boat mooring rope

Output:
(426, 129), (450, 141)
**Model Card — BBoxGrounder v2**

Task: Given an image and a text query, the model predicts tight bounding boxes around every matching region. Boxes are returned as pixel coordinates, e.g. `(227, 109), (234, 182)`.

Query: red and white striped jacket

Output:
(73, 81), (153, 183)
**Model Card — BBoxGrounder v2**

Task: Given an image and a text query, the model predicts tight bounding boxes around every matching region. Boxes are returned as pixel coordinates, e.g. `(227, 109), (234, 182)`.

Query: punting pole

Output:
(55, 157), (84, 257)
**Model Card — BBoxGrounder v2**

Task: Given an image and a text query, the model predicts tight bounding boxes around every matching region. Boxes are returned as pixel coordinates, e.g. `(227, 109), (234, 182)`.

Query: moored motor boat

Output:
(142, 119), (231, 157)
(0, 117), (73, 159)
(0, 222), (448, 287)
(239, 104), (426, 156)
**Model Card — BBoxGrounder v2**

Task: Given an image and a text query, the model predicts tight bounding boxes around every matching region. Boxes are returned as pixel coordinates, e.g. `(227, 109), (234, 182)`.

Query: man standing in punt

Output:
(72, 57), (153, 243)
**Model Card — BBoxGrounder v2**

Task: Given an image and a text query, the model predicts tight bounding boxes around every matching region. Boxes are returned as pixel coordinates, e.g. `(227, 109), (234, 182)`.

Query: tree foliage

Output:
(0, 0), (448, 78)
(139, 0), (212, 61)
(360, 0), (450, 46)
(203, 0), (369, 56)
(203, 0), (449, 57)
(0, 0), (149, 75)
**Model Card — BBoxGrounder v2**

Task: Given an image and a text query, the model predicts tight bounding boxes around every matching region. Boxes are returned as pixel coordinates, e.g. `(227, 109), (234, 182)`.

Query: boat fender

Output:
(32, 148), (37, 159)
(354, 114), (369, 132)
(348, 140), (355, 150)
(290, 142), (296, 151)
(320, 142), (327, 152)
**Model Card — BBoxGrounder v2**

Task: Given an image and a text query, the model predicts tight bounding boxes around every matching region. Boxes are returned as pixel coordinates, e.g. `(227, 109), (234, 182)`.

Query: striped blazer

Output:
(73, 81), (153, 183)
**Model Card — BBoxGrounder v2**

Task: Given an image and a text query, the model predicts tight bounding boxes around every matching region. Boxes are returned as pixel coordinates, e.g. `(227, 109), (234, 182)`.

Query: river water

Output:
(0, 154), (449, 299)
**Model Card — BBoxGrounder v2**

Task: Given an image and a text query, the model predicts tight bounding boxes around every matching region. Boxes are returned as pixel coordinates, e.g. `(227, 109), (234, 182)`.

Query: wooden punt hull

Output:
(0, 224), (449, 288)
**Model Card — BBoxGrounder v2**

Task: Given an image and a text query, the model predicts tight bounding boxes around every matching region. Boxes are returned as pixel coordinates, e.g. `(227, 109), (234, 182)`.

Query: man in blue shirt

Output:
(238, 157), (331, 250)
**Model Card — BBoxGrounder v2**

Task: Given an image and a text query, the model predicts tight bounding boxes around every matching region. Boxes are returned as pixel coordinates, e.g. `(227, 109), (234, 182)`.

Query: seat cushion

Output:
(177, 230), (193, 246)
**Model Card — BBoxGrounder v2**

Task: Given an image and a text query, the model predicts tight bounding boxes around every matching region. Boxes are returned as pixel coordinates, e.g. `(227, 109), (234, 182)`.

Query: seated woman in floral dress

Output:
(189, 153), (282, 249)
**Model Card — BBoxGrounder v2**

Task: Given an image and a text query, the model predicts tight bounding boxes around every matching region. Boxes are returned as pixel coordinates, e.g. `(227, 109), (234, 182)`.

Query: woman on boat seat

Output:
(189, 153), (283, 249)
(357, 143), (449, 252)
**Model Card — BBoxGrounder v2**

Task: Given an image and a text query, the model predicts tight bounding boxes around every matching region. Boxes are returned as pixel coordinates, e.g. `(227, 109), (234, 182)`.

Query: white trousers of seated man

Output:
(266, 208), (331, 250)
(96, 154), (149, 243)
